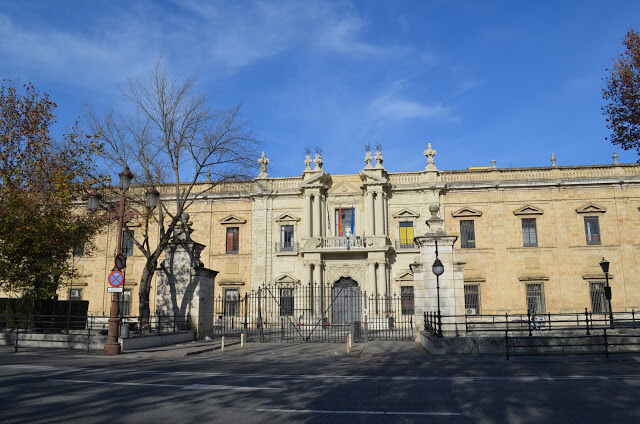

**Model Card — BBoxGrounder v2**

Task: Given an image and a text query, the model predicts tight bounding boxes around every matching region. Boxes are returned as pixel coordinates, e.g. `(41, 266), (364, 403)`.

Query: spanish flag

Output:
(338, 207), (343, 236)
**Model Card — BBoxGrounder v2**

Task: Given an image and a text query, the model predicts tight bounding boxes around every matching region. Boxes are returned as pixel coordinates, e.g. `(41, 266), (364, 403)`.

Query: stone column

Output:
(313, 263), (323, 316)
(304, 193), (312, 237)
(382, 192), (388, 235)
(365, 191), (374, 235)
(377, 261), (387, 297)
(375, 191), (384, 236)
(303, 262), (313, 315)
(313, 193), (322, 237)
(368, 261), (376, 295)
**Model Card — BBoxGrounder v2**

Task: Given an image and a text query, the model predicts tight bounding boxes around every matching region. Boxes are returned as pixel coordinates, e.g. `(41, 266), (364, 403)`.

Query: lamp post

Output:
(432, 240), (445, 337)
(599, 257), (614, 329)
(88, 166), (134, 355)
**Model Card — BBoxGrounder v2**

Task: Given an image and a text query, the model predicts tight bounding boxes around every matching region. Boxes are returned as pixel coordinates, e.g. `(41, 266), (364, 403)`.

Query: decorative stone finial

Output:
(206, 169), (211, 181)
(613, 151), (619, 164)
(491, 160), (496, 168)
(429, 203), (440, 219)
(374, 149), (384, 169)
(174, 212), (193, 243)
(551, 153), (557, 167)
(364, 150), (373, 169)
(304, 154), (312, 171)
(424, 143), (437, 171)
(313, 153), (323, 170)
(257, 152), (269, 178)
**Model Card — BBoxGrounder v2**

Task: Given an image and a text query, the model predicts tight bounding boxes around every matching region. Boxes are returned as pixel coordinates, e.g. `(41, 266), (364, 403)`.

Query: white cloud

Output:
(370, 80), (455, 120)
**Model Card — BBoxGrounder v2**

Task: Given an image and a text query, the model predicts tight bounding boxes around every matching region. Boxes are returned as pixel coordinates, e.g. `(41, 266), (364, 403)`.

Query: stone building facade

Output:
(62, 145), (640, 319)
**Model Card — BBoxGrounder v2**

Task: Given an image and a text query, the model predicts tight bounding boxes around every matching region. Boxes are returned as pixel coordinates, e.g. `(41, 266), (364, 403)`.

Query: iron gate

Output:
(211, 282), (414, 342)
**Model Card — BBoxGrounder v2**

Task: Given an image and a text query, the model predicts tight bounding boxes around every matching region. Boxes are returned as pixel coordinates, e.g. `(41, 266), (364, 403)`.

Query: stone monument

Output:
(155, 213), (218, 339)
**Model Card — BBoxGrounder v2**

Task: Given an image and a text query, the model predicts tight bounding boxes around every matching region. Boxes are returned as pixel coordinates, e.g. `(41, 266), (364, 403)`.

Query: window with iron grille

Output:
(460, 220), (475, 248)
(226, 227), (239, 254)
(279, 288), (294, 316)
(464, 285), (480, 315)
(224, 289), (240, 316)
(69, 288), (82, 301)
(522, 218), (538, 247)
(590, 281), (608, 313)
(401, 286), (414, 315)
(526, 284), (545, 314)
(584, 216), (601, 245)
(121, 231), (134, 256)
(398, 222), (415, 249)
(281, 225), (294, 251)
(73, 244), (85, 257)
(119, 289), (131, 316)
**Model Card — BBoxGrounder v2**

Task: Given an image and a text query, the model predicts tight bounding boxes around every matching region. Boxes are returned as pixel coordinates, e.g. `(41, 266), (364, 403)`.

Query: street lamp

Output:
(146, 186), (160, 209)
(599, 257), (614, 329)
(432, 240), (444, 337)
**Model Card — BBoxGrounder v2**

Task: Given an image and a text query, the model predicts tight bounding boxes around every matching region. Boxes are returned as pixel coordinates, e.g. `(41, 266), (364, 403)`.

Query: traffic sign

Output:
(108, 270), (124, 288)
(115, 254), (127, 271)
(107, 287), (123, 293)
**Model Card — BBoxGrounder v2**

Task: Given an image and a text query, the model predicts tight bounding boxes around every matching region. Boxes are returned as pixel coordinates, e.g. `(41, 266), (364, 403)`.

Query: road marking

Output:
(256, 408), (461, 416)
(4, 364), (640, 382)
(51, 378), (280, 391)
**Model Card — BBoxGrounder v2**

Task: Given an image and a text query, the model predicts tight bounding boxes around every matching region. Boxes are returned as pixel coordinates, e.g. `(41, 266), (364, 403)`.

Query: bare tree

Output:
(87, 63), (258, 330)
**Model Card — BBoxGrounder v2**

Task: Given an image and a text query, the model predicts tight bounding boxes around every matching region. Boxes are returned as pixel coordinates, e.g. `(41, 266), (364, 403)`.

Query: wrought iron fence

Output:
(208, 283), (415, 342)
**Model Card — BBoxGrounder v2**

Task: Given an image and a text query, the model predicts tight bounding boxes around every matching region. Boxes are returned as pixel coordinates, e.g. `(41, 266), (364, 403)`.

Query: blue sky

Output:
(1, 0), (639, 177)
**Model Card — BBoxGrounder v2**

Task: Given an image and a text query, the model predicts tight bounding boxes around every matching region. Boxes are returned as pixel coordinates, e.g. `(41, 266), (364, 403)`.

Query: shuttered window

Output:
(399, 222), (414, 249)
(460, 220), (475, 248)
(522, 218), (538, 247)
(226, 227), (239, 254)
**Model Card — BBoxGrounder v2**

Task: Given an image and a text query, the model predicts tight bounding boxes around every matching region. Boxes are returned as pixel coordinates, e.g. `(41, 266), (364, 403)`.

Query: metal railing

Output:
(274, 242), (298, 253)
(0, 313), (189, 353)
(320, 236), (367, 249)
(395, 240), (418, 250)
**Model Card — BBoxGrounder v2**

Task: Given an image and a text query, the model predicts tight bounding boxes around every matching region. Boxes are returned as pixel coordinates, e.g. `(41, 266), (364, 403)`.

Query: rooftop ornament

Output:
(424, 143), (437, 171)
(257, 152), (270, 178)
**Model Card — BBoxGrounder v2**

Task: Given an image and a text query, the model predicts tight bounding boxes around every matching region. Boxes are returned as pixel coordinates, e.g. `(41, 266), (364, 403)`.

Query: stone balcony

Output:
(301, 236), (391, 253)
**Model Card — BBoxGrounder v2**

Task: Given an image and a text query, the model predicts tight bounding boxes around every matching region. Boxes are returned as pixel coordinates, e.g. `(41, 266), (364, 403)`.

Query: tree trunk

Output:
(138, 258), (157, 333)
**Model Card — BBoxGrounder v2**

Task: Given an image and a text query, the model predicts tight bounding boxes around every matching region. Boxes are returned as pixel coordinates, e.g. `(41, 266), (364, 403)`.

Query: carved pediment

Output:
(300, 171), (331, 188)
(513, 205), (544, 216)
(274, 273), (300, 284)
(358, 169), (388, 184)
(392, 208), (420, 219)
(275, 213), (300, 222)
(576, 203), (606, 214)
(451, 207), (482, 218)
(219, 215), (247, 225)
(395, 271), (414, 282)
(329, 181), (360, 194)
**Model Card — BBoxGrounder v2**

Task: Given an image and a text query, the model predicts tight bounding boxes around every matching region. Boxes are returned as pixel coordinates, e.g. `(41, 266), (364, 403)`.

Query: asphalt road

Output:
(1, 341), (640, 423)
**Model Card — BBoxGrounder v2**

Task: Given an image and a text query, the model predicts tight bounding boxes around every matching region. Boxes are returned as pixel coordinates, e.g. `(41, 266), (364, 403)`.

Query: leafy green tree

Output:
(0, 81), (104, 300)
(603, 29), (640, 160)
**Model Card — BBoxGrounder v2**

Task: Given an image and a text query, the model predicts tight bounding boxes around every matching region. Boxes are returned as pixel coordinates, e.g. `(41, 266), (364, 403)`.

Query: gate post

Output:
(243, 293), (248, 330)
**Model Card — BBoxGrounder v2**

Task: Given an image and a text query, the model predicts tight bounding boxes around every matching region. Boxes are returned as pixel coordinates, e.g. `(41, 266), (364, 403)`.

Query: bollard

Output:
(241, 333), (245, 347)
(347, 333), (351, 354)
(221, 336), (225, 352)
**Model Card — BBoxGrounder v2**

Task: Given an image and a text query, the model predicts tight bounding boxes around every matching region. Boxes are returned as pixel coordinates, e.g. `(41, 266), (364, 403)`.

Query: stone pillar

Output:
(313, 193), (322, 237)
(382, 192), (388, 235)
(304, 193), (312, 237)
(303, 262), (313, 315)
(365, 191), (374, 235)
(375, 191), (384, 236)
(377, 261), (387, 297)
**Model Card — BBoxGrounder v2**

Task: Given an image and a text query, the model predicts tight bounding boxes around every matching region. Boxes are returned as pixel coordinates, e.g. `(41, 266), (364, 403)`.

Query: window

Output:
(460, 220), (475, 248)
(464, 285), (480, 315)
(279, 288), (294, 316)
(401, 286), (414, 315)
(73, 244), (85, 257)
(226, 227), (239, 254)
(122, 231), (134, 256)
(69, 288), (82, 301)
(584, 217), (601, 245)
(119, 289), (131, 316)
(281, 225), (294, 251)
(398, 222), (414, 249)
(224, 289), (239, 316)
(590, 282), (608, 313)
(335, 208), (354, 236)
(526, 284), (545, 314)
(522, 218), (538, 247)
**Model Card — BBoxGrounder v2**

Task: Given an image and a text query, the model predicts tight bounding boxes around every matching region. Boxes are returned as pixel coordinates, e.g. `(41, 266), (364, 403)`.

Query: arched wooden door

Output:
(331, 277), (362, 324)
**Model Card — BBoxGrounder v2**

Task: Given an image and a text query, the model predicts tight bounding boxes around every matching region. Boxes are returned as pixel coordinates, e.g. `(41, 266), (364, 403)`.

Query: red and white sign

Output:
(108, 270), (124, 288)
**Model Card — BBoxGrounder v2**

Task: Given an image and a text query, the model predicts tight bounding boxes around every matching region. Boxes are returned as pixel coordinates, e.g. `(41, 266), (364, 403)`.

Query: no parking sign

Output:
(107, 269), (124, 293)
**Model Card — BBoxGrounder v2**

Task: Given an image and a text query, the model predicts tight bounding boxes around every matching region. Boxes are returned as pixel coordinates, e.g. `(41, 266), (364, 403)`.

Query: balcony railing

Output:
(321, 236), (366, 249)
(395, 240), (418, 251)
(275, 242), (298, 254)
